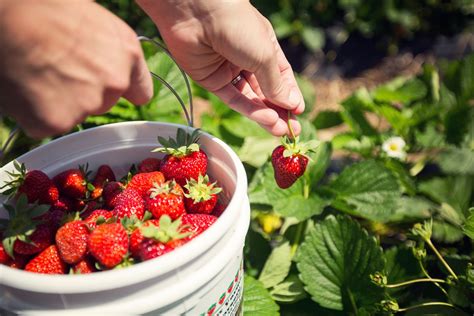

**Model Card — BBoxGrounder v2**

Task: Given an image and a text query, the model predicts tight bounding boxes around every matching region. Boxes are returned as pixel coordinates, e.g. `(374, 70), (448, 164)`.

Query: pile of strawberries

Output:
(0, 129), (225, 274)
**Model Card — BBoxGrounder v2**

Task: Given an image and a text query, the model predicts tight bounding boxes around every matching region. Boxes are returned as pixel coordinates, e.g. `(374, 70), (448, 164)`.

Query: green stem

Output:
(347, 289), (358, 316)
(287, 111), (296, 142)
(291, 221), (305, 257)
(418, 260), (448, 296)
(385, 278), (446, 288)
(425, 238), (458, 280)
(397, 302), (458, 313)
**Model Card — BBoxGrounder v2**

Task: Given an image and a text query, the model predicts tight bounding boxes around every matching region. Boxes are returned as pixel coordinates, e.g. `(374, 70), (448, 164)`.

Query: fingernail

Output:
(289, 89), (300, 107)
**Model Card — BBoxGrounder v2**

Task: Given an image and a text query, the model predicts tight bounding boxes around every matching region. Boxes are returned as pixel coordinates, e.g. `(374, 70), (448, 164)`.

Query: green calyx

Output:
(140, 215), (191, 244)
(184, 174), (222, 202)
(1, 194), (50, 258)
(281, 136), (320, 158)
(149, 180), (181, 199)
(153, 128), (201, 158)
(0, 160), (26, 199)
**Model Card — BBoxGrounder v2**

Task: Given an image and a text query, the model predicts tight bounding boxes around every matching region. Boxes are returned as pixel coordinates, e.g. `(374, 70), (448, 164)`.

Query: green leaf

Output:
(301, 26), (325, 52)
(328, 160), (401, 222)
(387, 197), (433, 223)
(432, 220), (464, 244)
(448, 278), (471, 308)
(373, 78), (427, 104)
(313, 111), (344, 129)
(243, 275), (280, 316)
(239, 136), (280, 168)
(258, 241), (292, 289)
(296, 215), (385, 311)
(415, 124), (446, 148)
(222, 115), (268, 139)
(270, 274), (307, 303)
(305, 142), (332, 188)
(463, 208), (474, 239)
(340, 94), (377, 136)
(384, 159), (416, 195)
(437, 147), (474, 175)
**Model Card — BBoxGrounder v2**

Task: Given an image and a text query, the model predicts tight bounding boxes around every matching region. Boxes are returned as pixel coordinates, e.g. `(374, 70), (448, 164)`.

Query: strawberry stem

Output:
(287, 111), (296, 144)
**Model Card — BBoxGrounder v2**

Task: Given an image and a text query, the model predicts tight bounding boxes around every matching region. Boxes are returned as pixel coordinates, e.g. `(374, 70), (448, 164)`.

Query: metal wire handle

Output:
(138, 36), (194, 127)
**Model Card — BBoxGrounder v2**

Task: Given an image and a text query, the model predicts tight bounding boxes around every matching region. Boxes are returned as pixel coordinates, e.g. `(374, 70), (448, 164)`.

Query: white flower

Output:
(382, 137), (407, 160)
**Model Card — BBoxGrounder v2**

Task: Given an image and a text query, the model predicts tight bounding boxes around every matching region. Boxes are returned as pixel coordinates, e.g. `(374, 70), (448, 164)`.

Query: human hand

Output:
(0, 0), (153, 139)
(136, 0), (304, 136)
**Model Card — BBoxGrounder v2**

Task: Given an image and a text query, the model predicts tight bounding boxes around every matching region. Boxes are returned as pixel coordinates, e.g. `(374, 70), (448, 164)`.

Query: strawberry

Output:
(181, 213), (217, 236)
(127, 171), (165, 197)
(137, 157), (161, 173)
(0, 239), (11, 264)
(53, 167), (88, 199)
(129, 219), (160, 259)
(113, 188), (145, 220)
(154, 128), (207, 186)
(183, 175), (222, 214)
(103, 181), (125, 209)
(88, 223), (128, 268)
(144, 180), (185, 220)
(271, 136), (319, 189)
(5, 253), (30, 269)
(55, 220), (89, 264)
(25, 245), (66, 274)
(71, 257), (96, 274)
(91, 165), (116, 200)
(84, 209), (113, 230)
(211, 203), (226, 217)
(79, 200), (101, 219)
(135, 215), (190, 261)
(13, 224), (53, 256)
(1, 161), (59, 205)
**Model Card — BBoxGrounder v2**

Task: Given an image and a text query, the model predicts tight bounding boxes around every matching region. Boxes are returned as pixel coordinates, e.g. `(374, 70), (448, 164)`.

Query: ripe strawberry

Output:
(127, 171), (165, 197)
(1, 161), (59, 205)
(129, 219), (160, 259)
(183, 175), (222, 214)
(0, 239), (11, 264)
(103, 181), (125, 209)
(79, 200), (101, 219)
(271, 136), (318, 189)
(154, 128), (207, 186)
(113, 188), (145, 220)
(71, 257), (96, 274)
(135, 215), (190, 261)
(55, 220), (89, 264)
(25, 245), (66, 274)
(91, 165), (116, 200)
(144, 180), (185, 220)
(138, 157), (161, 173)
(211, 203), (226, 217)
(53, 168), (87, 199)
(88, 223), (128, 268)
(181, 213), (217, 236)
(5, 253), (30, 269)
(12, 224), (53, 256)
(84, 209), (113, 230)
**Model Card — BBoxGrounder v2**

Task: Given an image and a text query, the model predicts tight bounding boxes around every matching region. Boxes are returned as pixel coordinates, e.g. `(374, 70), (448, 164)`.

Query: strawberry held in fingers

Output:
(145, 180), (185, 220)
(184, 175), (222, 214)
(271, 136), (319, 189)
(1, 161), (59, 205)
(154, 128), (207, 186)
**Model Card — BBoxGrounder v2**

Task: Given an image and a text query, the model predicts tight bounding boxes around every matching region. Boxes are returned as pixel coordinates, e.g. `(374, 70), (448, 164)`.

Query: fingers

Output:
(214, 77), (300, 136)
(122, 45), (154, 106)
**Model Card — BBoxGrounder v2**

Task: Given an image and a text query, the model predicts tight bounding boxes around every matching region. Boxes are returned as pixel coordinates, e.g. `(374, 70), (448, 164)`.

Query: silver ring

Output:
(231, 74), (243, 86)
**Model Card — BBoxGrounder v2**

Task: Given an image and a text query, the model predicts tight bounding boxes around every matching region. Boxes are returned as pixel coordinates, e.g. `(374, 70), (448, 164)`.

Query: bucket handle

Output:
(137, 36), (194, 128)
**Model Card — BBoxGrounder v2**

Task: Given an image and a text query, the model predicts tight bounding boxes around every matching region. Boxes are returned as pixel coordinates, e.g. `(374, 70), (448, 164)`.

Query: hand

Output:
(136, 0), (304, 136)
(0, 0), (153, 138)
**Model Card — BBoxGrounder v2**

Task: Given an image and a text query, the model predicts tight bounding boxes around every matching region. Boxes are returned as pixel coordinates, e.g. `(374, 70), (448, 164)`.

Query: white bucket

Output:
(0, 121), (250, 315)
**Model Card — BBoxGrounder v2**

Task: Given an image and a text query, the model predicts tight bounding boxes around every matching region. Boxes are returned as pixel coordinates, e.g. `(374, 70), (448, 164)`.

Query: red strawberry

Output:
(53, 168), (87, 199)
(135, 215), (191, 261)
(91, 165), (116, 200)
(0, 239), (11, 264)
(55, 220), (89, 264)
(6, 253), (30, 269)
(25, 245), (67, 274)
(88, 223), (128, 268)
(127, 171), (165, 197)
(71, 257), (96, 274)
(113, 188), (145, 220)
(13, 224), (53, 256)
(181, 213), (217, 236)
(84, 209), (113, 230)
(183, 175), (222, 214)
(1, 161), (59, 205)
(154, 129), (207, 186)
(51, 196), (75, 213)
(129, 219), (160, 259)
(144, 180), (185, 220)
(271, 136), (318, 189)
(211, 203), (226, 217)
(138, 158), (161, 173)
(103, 181), (125, 209)
(79, 200), (101, 219)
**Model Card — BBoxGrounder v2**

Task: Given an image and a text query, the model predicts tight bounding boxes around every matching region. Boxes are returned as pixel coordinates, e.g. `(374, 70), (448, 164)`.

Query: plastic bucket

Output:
(0, 121), (250, 315)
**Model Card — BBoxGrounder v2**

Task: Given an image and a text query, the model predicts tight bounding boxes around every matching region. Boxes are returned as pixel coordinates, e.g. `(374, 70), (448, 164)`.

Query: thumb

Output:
(122, 52), (153, 105)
